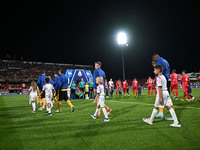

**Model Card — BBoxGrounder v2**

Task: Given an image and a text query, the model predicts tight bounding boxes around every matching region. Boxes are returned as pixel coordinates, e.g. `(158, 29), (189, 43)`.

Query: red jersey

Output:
(180, 74), (190, 86)
(122, 81), (128, 88)
(116, 81), (121, 87)
(105, 81), (108, 88)
(132, 80), (138, 87)
(170, 73), (179, 85)
(147, 79), (153, 86)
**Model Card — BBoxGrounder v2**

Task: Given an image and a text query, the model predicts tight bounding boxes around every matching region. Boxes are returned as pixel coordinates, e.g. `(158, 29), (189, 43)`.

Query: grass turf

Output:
(0, 89), (200, 150)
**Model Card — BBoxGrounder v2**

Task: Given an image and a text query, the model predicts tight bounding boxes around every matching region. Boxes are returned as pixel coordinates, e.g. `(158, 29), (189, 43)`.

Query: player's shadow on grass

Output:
(111, 105), (138, 120)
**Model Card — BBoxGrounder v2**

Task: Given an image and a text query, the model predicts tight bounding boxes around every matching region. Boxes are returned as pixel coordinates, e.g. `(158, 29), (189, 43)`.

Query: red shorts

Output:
(171, 83), (178, 90)
(182, 85), (189, 92)
(133, 86), (138, 91)
(148, 85), (152, 91)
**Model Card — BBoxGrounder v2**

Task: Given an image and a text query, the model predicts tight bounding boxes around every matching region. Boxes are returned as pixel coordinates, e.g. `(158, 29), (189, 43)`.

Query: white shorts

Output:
(154, 91), (173, 108)
(97, 96), (105, 107)
(30, 93), (37, 101)
(45, 97), (52, 104)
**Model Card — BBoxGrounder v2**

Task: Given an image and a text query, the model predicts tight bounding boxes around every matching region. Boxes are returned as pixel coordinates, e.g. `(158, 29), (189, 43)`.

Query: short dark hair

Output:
(95, 61), (101, 66)
(45, 77), (50, 83)
(182, 70), (186, 73)
(59, 68), (64, 74)
(152, 54), (160, 59)
(154, 65), (163, 72)
(172, 69), (176, 73)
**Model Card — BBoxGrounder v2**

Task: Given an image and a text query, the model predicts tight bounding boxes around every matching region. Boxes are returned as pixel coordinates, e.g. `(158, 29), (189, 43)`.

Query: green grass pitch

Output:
(0, 89), (200, 150)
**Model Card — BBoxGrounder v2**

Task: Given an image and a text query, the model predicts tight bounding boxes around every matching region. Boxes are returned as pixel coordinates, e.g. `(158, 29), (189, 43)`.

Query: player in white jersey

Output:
(143, 65), (181, 127)
(108, 78), (114, 97)
(90, 77), (110, 122)
(25, 81), (39, 113)
(40, 78), (55, 116)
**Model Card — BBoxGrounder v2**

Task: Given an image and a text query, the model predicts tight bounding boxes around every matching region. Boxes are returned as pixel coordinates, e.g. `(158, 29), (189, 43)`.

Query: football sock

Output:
(102, 107), (108, 118)
(94, 108), (99, 116)
(151, 91), (153, 96)
(175, 91), (178, 97)
(136, 91), (138, 96)
(169, 108), (179, 124)
(159, 107), (164, 116)
(57, 101), (61, 110)
(50, 101), (53, 108)
(104, 104), (108, 109)
(47, 107), (49, 113)
(171, 90), (175, 96)
(49, 107), (51, 113)
(99, 107), (101, 113)
(66, 100), (72, 106)
(150, 108), (158, 121)
(148, 91), (150, 96)
(133, 90), (135, 95)
(186, 93), (191, 99)
(32, 102), (36, 111)
(182, 93), (186, 99)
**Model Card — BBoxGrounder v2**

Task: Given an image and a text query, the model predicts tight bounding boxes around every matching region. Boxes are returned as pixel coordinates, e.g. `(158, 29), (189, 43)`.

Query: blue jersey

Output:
(156, 57), (171, 81)
(59, 74), (68, 89)
(37, 74), (47, 90)
(53, 76), (60, 91)
(93, 67), (106, 90)
(50, 79), (54, 86)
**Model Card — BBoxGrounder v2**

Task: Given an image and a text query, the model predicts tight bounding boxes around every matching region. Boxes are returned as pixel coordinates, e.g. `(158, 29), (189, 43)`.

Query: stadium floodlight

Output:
(117, 32), (127, 45)
(117, 32), (128, 80)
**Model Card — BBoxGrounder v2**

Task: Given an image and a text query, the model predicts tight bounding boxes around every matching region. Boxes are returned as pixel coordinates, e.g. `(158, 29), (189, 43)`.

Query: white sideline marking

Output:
(106, 100), (200, 110)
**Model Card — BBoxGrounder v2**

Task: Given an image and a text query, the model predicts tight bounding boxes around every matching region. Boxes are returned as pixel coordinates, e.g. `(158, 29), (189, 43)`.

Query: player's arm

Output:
(158, 86), (162, 103)
(24, 91), (30, 98)
(93, 93), (99, 104)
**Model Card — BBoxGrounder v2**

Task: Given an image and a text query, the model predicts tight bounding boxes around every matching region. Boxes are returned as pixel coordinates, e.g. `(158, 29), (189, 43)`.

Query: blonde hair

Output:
(97, 77), (103, 84)
(31, 81), (37, 92)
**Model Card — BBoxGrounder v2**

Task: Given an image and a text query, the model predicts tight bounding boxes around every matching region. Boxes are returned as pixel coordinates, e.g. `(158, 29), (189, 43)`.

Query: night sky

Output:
(1, 1), (200, 80)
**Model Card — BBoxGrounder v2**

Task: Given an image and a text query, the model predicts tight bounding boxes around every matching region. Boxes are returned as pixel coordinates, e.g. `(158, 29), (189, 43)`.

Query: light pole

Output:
(117, 32), (127, 80)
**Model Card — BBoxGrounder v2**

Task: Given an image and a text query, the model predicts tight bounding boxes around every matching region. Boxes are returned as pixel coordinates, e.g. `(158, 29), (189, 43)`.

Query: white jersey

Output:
(42, 83), (54, 99)
(108, 81), (114, 88)
(97, 84), (105, 96)
(155, 74), (172, 108)
(29, 86), (38, 101)
(156, 74), (168, 94)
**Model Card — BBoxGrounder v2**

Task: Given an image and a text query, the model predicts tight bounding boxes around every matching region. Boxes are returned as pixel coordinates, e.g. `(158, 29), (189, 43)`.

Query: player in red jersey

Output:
(152, 78), (157, 95)
(132, 78), (138, 96)
(122, 80), (128, 96)
(146, 77), (153, 97)
(170, 69), (179, 100)
(116, 79), (121, 96)
(180, 70), (192, 101)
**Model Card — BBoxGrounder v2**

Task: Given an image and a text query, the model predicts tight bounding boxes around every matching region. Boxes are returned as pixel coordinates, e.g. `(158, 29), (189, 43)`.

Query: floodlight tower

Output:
(117, 32), (127, 80)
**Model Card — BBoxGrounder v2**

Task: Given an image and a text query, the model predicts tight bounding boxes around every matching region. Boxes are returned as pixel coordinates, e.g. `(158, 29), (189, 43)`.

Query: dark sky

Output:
(1, 1), (200, 80)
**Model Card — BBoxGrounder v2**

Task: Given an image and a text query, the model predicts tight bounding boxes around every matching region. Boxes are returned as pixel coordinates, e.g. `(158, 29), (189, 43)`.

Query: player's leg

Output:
(99, 97), (109, 122)
(171, 84), (175, 96)
(32, 101), (36, 113)
(133, 87), (135, 95)
(135, 87), (138, 96)
(65, 91), (74, 112)
(166, 105), (181, 127)
(116, 87), (119, 96)
(143, 106), (158, 125)
(148, 86), (150, 97)
(150, 86), (153, 97)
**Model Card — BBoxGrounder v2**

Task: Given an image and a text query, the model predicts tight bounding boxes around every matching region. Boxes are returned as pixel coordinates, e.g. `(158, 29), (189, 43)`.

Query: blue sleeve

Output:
(93, 70), (97, 83)
(50, 79), (54, 85)
(37, 76), (41, 89)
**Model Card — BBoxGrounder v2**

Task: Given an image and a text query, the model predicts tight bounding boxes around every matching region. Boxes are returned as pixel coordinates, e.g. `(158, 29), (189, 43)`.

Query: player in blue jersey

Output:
(93, 61), (111, 116)
(152, 54), (173, 119)
(37, 71), (47, 110)
(55, 69), (74, 113)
